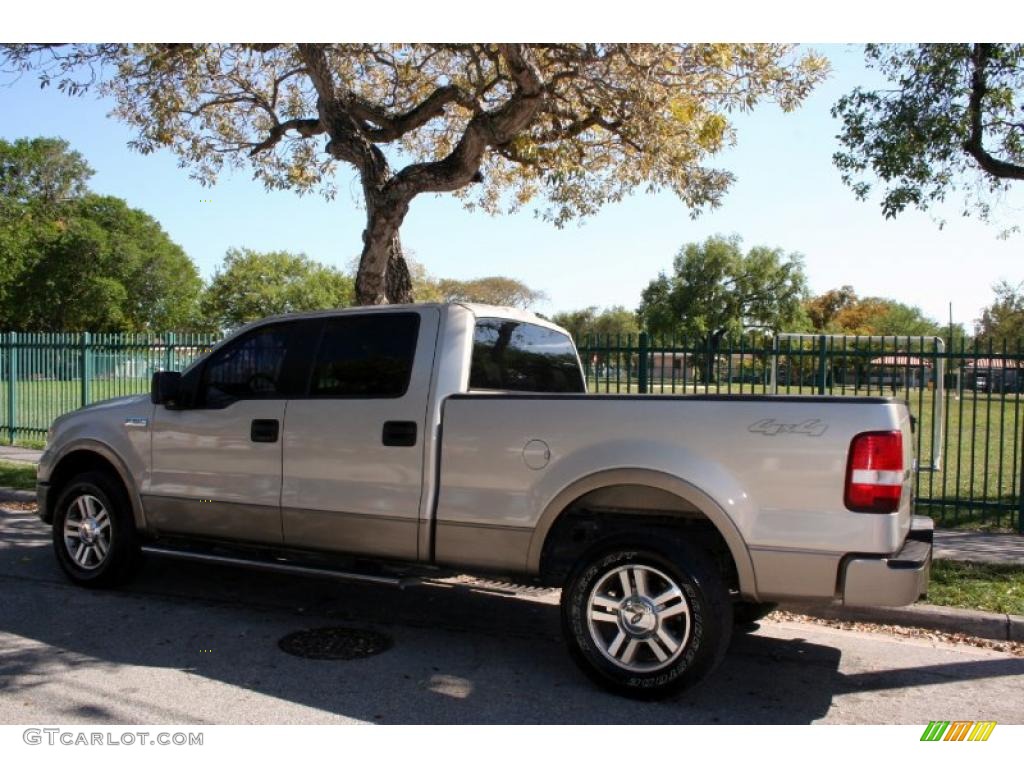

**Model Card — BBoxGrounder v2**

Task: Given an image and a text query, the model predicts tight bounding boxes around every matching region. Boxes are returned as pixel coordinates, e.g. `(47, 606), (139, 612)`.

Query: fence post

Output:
(817, 334), (828, 395)
(638, 333), (649, 394)
(80, 332), (91, 408)
(6, 332), (16, 443)
(165, 332), (176, 372)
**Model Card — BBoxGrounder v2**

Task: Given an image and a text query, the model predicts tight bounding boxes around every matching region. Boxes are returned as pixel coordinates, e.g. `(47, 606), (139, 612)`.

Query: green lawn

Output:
(924, 560), (1024, 615)
(0, 460), (36, 491)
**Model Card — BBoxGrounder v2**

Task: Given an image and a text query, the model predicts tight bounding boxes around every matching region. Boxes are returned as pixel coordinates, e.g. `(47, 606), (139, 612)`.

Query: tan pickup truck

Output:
(37, 303), (932, 698)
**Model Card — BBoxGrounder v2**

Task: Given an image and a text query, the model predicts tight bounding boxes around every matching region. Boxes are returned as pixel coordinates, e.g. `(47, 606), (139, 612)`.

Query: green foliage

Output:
(804, 287), (958, 339)
(834, 44), (1024, 227)
(550, 306), (640, 342)
(201, 248), (354, 330)
(638, 235), (808, 344)
(0, 136), (93, 207)
(975, 280), (1024, 348)
(433, 276), (545, 309)
(1, 193), (202, 332)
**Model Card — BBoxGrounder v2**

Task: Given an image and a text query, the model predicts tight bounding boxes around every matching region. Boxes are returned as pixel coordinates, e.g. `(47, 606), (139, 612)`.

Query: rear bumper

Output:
(841, 515), (933, 607)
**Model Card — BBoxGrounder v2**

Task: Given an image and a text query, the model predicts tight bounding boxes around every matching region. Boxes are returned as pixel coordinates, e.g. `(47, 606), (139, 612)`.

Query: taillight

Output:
(844, 430), (904, 513)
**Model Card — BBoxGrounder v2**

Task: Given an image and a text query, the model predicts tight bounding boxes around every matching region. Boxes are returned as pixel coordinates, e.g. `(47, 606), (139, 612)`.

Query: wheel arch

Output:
(528, 468), (758, 599)
(44, 441), (145, 530)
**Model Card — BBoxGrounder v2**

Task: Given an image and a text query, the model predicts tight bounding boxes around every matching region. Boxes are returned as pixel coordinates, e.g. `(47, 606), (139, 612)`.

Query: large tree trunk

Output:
(355, 187), (414, 305)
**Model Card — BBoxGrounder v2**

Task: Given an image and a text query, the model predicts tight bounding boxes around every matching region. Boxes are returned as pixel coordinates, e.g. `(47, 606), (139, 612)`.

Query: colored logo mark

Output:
(920, 721), (996, 741)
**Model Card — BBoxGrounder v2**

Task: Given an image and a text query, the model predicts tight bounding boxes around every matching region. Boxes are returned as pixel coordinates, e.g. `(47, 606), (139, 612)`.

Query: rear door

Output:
(281, 308), (439, 560)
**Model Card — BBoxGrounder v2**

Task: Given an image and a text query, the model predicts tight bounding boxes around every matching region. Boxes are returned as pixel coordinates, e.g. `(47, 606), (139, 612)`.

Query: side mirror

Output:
(151, 371), (183, 407)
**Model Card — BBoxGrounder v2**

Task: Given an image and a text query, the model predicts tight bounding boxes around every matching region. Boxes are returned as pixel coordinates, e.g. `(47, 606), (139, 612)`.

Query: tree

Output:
(638, 236), (808, 345)
(806, 287), (943, 337)
(551, 305), (640, 342)
(6, 194), (203, 332)
(1, 44), (828, 304)
(834, 44), (1024, 224)
(200, 248), (354, 330)
(805, 285), (858, 331)
(0, 136), (93, 207)
(975, 281), (1024, 347)
(1, 181), (202, 333)
(434, 276), (545, 308)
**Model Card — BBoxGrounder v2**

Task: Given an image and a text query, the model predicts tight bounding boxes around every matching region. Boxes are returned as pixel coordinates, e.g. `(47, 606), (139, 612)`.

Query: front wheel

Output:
(561, 541), (732, 699)
(52, 471), (140, 588)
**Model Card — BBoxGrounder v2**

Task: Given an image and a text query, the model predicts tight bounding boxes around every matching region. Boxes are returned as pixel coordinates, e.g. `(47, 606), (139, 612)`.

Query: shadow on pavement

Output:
(1, 506), (1022, 724)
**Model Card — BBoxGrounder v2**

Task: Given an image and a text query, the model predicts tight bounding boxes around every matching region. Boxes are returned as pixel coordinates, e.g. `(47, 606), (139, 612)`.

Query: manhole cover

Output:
(278, 626), (392, 660)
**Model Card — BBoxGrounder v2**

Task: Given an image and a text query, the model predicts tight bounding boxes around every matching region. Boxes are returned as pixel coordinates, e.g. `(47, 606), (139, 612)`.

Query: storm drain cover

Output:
(278, 626), (393, 660)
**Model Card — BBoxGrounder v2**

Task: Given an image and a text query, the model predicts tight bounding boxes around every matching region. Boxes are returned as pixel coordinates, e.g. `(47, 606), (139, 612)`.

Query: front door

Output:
(145, 321), (298, 543)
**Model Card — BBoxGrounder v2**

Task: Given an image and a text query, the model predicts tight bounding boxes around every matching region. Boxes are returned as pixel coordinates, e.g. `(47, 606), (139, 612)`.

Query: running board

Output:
(140, 545), (417, 589)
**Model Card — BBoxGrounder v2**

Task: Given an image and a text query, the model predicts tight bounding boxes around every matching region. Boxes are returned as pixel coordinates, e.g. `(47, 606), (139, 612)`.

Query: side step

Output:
(140, 545), (417, 589)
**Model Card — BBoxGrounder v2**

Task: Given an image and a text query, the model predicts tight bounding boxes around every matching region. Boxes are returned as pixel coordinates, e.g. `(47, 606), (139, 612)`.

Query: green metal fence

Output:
(0, 332), (221, 443)
(578, 332), (1024, 532)
(2, 329), (1022, 531)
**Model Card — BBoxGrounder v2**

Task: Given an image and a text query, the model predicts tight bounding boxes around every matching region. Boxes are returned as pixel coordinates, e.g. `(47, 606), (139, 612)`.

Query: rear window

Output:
(310, 313), (420, 398)
(469, 319), (585, 393)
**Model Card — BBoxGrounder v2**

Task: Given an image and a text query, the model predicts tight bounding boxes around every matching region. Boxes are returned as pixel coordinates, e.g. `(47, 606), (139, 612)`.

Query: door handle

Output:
(250, 419), (280, 443)
(382, 420), (417, 447)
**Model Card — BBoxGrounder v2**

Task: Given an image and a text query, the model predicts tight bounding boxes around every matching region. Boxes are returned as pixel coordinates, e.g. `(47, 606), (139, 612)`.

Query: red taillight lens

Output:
(844, 430), (904, 513)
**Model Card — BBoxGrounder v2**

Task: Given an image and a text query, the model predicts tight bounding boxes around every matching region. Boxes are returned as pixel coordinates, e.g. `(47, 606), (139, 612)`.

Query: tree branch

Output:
(964, 43), (1024, 181)
(249, 117), (324, 156)
(349, 85), (478, 142)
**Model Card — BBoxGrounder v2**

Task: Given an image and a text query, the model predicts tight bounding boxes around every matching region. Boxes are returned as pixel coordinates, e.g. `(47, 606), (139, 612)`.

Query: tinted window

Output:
(310, 313), (420, 398)
(203, 324), (292, 407)
(470, 319), (584, 393)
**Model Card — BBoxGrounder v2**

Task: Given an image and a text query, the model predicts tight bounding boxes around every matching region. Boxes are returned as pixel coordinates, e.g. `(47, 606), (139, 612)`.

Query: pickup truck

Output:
(37, 303), (933, 698)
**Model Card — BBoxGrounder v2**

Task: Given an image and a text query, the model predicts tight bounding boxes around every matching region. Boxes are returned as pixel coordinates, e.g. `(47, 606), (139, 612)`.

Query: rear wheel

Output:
(561, 540), (732, 699)
(52, 471), (140, 588)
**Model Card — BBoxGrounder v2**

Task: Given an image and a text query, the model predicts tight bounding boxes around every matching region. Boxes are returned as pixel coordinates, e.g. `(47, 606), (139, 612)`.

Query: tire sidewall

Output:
(52, 472), (137, 587)
(562, 542), (730, 698)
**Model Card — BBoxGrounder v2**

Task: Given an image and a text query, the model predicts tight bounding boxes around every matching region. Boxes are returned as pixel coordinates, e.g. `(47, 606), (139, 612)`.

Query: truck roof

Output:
(218, 302), (569, 341)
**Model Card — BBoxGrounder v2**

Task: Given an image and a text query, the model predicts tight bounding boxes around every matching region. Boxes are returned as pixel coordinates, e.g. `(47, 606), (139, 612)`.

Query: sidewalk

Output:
(934, 529), (1024, 565)
(0, 445), (43, 464)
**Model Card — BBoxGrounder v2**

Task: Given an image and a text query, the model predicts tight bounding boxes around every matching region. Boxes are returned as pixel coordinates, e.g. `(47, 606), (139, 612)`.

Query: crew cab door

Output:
(144, 321), (305, 543)
(281, 308), (439, 561)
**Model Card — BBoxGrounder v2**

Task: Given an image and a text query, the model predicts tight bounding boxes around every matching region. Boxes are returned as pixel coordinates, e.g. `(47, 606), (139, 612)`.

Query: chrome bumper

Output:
(841, 515), (933, 607)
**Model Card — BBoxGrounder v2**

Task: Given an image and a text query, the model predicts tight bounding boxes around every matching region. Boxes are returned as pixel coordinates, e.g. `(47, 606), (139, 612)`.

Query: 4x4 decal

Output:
(748, 418), (828, 437)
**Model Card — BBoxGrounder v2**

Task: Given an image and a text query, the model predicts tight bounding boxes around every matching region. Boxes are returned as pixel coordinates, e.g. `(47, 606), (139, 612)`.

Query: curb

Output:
(781, 601), (1024, 643)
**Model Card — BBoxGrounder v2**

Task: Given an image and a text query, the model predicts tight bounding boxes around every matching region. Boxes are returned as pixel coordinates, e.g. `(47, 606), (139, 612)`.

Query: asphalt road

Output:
(1, 504), (1022, 725)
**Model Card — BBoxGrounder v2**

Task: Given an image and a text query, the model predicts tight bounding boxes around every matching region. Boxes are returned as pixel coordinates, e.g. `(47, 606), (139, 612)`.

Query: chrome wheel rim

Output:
(63, 494), (112, 571)
(586, 563), (691, 672)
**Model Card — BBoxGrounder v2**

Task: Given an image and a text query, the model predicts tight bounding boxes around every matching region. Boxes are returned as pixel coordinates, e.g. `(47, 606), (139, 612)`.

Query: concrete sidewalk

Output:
(0, 445), (43, 464)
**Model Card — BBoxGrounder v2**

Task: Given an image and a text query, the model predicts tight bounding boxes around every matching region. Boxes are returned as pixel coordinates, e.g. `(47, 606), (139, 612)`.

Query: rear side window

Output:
(470, 319), (584, 393)
(203, 323), (293, 407)
(310, 313), (420, 398)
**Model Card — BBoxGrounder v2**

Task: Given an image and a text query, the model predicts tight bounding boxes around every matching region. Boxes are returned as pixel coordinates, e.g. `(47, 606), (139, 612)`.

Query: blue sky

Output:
(0, 44), (1020, 329)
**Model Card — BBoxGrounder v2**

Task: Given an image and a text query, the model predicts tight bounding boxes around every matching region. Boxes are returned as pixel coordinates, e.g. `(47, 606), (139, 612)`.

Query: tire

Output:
(561, 539), (732, 699)
(732, 601), (778, 634)
(52, 471), (141, 588)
